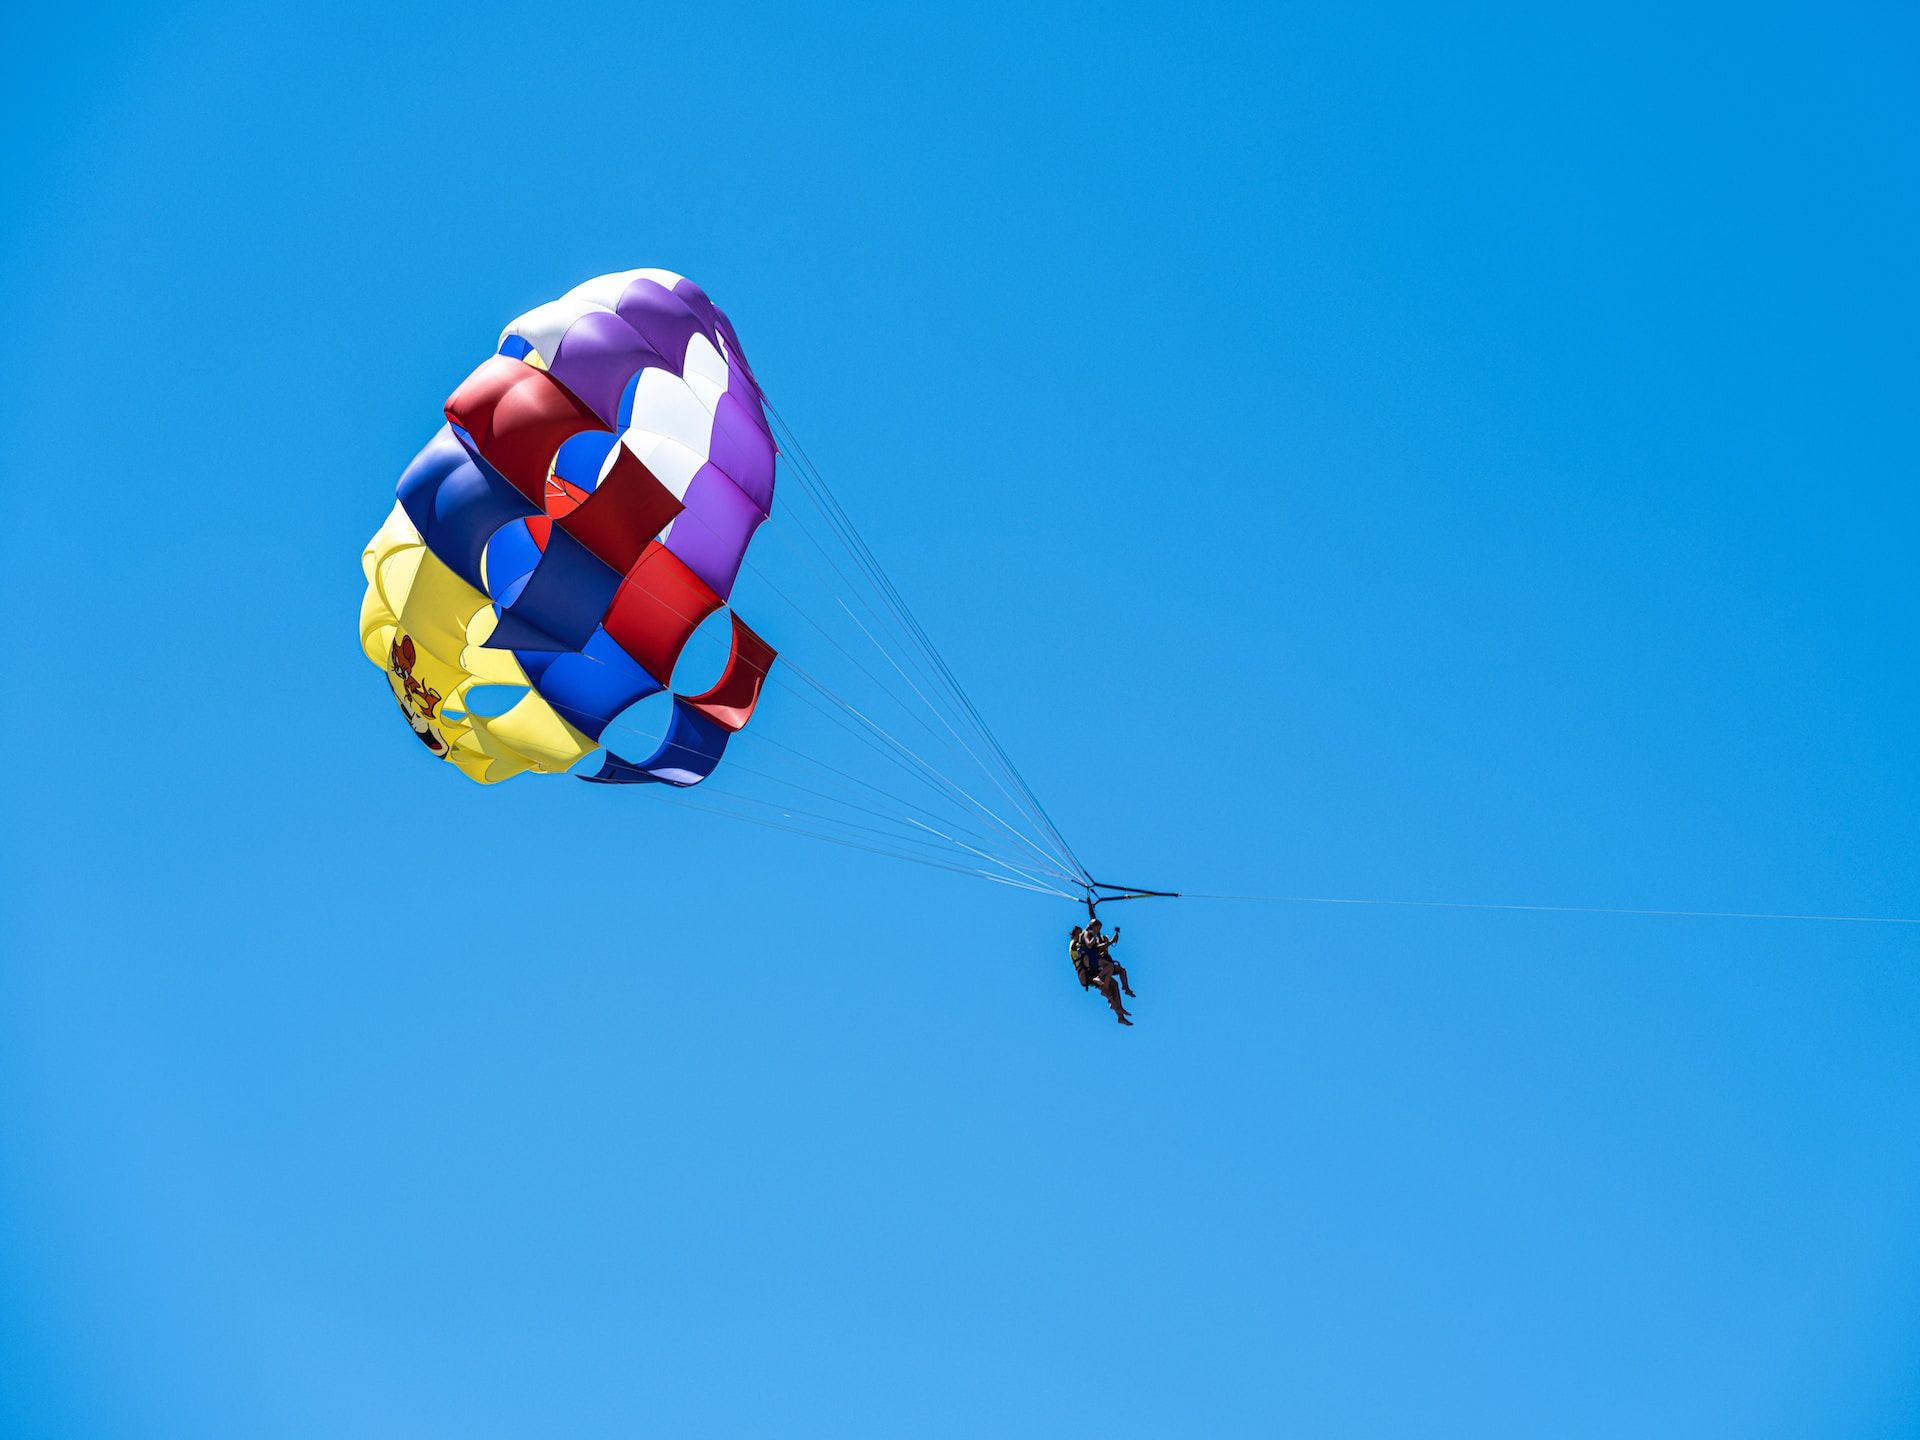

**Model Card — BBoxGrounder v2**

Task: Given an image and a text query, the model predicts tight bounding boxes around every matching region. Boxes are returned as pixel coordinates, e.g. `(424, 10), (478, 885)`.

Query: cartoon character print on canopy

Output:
(358, 269), (777, 787)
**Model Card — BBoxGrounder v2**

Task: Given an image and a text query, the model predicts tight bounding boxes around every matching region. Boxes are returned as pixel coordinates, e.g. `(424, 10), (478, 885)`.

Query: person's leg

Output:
(1112, 963), (1135, 998)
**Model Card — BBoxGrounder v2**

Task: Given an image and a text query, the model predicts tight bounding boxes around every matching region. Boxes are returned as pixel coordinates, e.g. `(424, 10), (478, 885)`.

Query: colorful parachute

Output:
(361, 270), (1098, 902)
(359, 269), (777, 787)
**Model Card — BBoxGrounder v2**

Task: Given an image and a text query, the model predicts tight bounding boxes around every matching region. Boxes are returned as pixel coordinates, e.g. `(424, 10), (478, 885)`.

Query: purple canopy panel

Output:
(613, 278), (714, 371)
(669, 276), (720, 331)
(724, 359), (772, 436)
(665, 464), (768, 600)
(710, 392), (776, 513)
(546, 309), (672, 425)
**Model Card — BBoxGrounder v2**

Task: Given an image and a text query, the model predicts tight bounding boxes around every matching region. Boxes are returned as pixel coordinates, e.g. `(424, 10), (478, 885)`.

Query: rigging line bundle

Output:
(766, 401), (1089, 880)
(533, 395), (1090, 890)
(539, 467), (1082, 883)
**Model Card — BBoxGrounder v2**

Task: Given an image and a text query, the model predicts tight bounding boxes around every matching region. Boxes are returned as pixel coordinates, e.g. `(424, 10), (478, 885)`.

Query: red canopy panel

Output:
(556, 446), (684, 574)
(683, 615), (777, 731)
(604, 542), (723, 685)
(445, 355), (608, 506)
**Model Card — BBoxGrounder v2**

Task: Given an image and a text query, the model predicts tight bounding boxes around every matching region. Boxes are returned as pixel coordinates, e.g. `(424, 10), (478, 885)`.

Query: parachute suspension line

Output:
(742, 566), (1084, 878)
(764, 400), (1093, 885)
(756, 413), (969, 709)
(772, 423), (1089, 884)
(734, 538), (970, 757)
(775, 409), (1089, 883)
(660, 786), (1079, 898)
(653, 548), (1083, 880)
(716, 432), (1058, 839)
(590, 680), (1072, 891)
(574, 605), (1078, 886)
(726, 724), (1083, 887)
(735, 466), (961, 734)
(642, 488), (1083, 881)
(593, 668), (1075, 890)
(688, 801), (1075, 899)
(595, 710), (1076, 894)
(595, 707), (987, 865)
(740, 479), (1075, 873)
(549, 503), (1082, 885)
(739, 494), (1083, 881)
(685, 772), (1068, 891)
(764, 672), (1082, 883)
(776, 653), (1088, 884)
(1179, 894), (1920, 926)
(730, 724), (1067, 878)
(825, 588), (1058, 844)
(894, 817), (1078, 894)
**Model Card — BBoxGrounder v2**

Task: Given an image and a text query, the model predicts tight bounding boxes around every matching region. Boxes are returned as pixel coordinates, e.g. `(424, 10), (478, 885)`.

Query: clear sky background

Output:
(3, 3), (1918, 1436)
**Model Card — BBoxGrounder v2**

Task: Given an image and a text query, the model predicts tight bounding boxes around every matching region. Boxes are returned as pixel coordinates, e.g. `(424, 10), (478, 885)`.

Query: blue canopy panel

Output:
(552, 430), (619, 495)
(516, 626), (664, 741)
(482, 519), (542, 608)
(581, 700), (730, 786)
(480, 528), (621, 653)
(396, 424), (538, 594)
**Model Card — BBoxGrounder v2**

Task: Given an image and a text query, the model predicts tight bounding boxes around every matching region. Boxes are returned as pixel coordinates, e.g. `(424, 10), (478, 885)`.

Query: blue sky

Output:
(3, 2), (1918, 1435)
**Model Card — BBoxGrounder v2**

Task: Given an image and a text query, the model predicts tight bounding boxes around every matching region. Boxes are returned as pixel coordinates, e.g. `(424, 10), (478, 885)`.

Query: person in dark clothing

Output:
(1076, 919), (1135, 1025)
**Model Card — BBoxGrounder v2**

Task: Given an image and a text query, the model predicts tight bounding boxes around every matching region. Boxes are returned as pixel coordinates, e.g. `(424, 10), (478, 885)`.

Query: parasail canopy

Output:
(359, 269), (1098, 901)
(359, 269), (777, 788)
